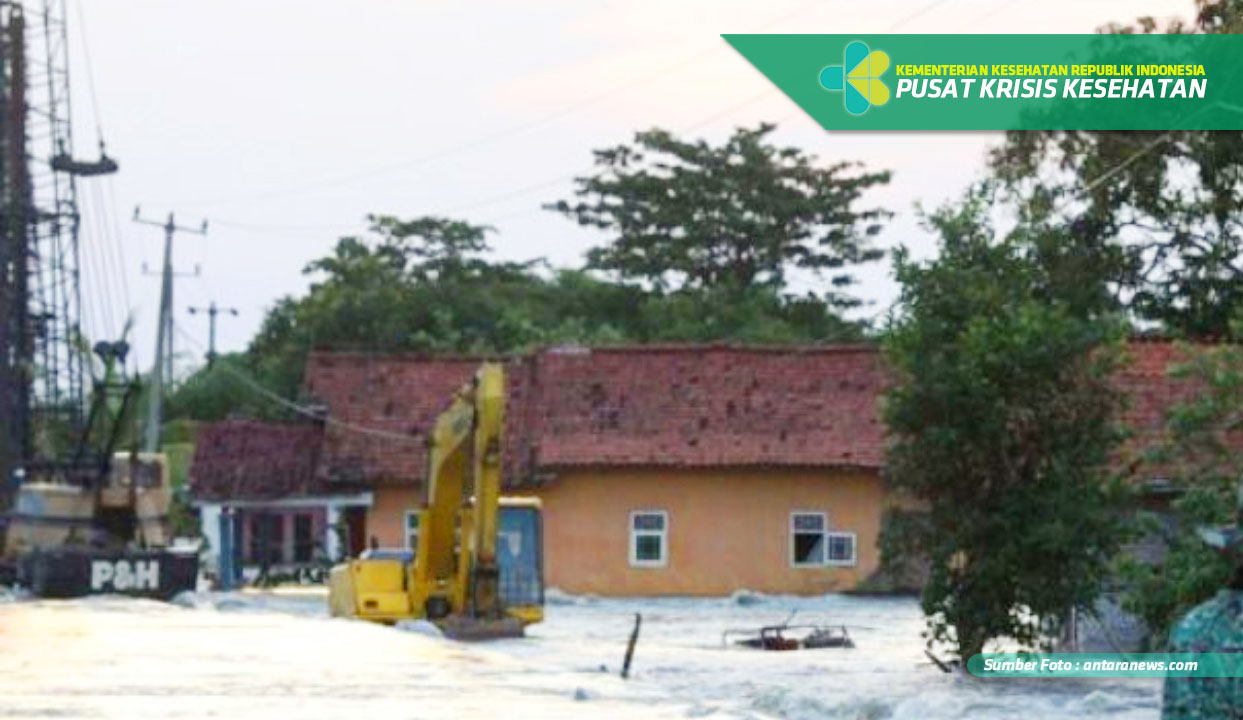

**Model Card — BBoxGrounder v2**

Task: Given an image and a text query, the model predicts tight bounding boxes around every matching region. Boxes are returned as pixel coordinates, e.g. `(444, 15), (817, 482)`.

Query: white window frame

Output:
(404, 510), (420, 553)
(825, 531), (858, 567)
(790, 511), (829, 568)
(629, 510), (668, 568)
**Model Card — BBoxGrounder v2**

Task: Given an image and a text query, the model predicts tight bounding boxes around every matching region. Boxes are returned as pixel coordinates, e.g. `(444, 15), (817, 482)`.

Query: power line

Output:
(403, 0), (965, 224)
(171, 321), (422, 445)
(680, 88), (778, 133)
(168, 2), (828, 209)
(892, 0), (958, 29)
(469, 90), (786, 226)
(178, 0), (970, 233)
(1048, 102), (1223, 215)
(145, 0), (980, 252)
(212, 218), (360, 235)
(966, 0), (1023, 29)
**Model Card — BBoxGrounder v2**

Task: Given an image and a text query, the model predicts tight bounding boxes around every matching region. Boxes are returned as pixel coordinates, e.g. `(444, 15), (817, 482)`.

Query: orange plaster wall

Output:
(522, 468), (888, 596)
(366, 485), (421, 548)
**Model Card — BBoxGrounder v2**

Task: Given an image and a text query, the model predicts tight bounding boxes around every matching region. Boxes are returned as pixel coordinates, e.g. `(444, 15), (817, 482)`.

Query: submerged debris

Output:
(924, 649), (961, 674)
(621, 612), (642, 678)
(723, 615), (856, 651)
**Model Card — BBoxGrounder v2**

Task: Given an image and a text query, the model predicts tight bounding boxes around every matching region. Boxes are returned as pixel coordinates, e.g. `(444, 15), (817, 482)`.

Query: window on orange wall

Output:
(791, 512), (827, 567)
(826, 532), (857, 566)
(629, 510), (667, 568)
(404, 511), (420, 554)
(791, 512), (858, 568)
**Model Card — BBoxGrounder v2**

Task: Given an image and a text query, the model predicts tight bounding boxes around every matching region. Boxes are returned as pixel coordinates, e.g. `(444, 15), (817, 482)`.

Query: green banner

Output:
(969, 653), (1243, 678)
(722, 34), (1243, 130)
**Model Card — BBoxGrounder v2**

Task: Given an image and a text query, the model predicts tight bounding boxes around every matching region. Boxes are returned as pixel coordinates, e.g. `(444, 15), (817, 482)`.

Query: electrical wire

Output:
(171, 321), (422, 445)
(892, 0), (959, 29)
(392, 0), (964, 224)
(172, 1), (829, 209)
(1044, 102), (1226, 218)
(471, 89), (789, 226)
(965, 0), (1024, 30)
(212, 218), (360, 235)
(202, 0), (966, 231)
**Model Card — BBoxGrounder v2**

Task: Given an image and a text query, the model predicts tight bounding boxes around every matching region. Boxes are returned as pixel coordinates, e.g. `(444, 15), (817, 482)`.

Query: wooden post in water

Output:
(621, 613), (642, 679)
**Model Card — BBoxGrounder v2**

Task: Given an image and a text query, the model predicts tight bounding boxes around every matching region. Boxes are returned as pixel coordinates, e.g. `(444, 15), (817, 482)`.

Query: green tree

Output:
(164, 353), (282, 422)
(546, 123), (891, 308)
(1118, 332), (1243, 644)
(168, 203), (878, 424)
(259, 216), (550, 358)
(634, 286), (866, 343)
(990, 0), (1243, 339)
(981, 0), (1243, 648)
(883, 189), (1127, 661)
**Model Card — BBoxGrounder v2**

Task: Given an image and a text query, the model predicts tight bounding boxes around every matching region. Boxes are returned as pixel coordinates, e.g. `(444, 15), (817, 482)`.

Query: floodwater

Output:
(0, 588), (1162, 719)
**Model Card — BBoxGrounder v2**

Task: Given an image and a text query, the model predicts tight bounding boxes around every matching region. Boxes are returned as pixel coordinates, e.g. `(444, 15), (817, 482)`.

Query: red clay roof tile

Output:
(189, 420), (336, 501)
(190, 340), (1219, 500)
(300, 345), (887, 489)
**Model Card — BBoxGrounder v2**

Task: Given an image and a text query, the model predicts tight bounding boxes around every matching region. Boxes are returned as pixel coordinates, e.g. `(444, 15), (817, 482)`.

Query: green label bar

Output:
(969, 653), (1243, 678)
(722, 34), (1243, 130)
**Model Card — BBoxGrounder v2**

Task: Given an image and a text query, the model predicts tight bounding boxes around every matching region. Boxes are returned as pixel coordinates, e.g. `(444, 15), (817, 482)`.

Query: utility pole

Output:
(142, 261), (200, 388)
(188, 302), (238, 367)
(134, 208), (206, 453)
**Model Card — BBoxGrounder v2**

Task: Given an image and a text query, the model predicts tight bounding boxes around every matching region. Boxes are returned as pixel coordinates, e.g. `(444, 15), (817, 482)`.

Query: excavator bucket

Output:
(438, 614), (526, 641)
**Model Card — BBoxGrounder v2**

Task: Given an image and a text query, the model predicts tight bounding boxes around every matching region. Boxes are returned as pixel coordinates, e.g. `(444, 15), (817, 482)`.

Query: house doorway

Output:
(344, 507), (367, 558)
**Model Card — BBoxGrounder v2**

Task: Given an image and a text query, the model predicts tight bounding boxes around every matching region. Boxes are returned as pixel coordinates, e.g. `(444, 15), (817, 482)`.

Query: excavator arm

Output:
(414, 364), (505, 619)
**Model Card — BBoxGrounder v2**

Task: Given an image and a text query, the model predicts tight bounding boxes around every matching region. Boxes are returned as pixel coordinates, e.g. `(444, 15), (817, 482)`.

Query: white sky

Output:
(65, 0), (1194, 375)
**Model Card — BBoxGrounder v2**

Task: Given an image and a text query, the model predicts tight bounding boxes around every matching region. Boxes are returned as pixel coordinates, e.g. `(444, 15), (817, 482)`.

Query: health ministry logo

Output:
(819, 41), (891, 115)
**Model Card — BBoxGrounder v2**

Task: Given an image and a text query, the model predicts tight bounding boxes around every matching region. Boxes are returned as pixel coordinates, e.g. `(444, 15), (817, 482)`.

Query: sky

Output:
(62, 0), (1196, 376)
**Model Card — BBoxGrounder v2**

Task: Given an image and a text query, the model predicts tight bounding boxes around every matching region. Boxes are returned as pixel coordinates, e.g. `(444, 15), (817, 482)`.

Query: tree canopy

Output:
(882, 188), (1127, 660)
(977, 0), (1243, 648)
(1118, 330), (1243, 644)
(990, 1), (1243, 339)
(546, 123), (891, 307)
(167, 152), (886, 423)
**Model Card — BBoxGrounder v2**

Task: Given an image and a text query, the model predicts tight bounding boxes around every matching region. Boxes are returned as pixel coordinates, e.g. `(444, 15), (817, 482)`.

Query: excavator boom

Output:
(328, 362), (543, 639)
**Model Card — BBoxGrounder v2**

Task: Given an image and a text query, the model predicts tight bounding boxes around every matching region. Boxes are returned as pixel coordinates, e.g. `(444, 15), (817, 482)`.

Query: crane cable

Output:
(71, 0), (133, 349)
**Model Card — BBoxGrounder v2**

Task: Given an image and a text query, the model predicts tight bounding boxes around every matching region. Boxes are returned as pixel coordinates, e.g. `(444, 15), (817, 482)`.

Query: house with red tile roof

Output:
(192, 344), (890, 593)
(189, 340), (1205, 595)
(302, 344), (889, 595)
(191, 420), (372, 579)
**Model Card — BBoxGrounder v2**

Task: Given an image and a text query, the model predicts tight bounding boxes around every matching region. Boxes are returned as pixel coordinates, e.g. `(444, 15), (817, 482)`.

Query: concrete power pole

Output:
(134, 209), (207, 453)
(188, 302), (239, 367)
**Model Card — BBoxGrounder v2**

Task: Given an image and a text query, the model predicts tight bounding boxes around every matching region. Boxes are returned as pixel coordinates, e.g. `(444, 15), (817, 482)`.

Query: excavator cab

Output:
(327, 363), (544, 639)
(496, 499), (544, 625)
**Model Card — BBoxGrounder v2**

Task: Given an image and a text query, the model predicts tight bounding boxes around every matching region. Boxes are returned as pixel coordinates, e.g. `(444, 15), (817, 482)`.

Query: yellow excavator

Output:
(327, 362), (543, 639)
